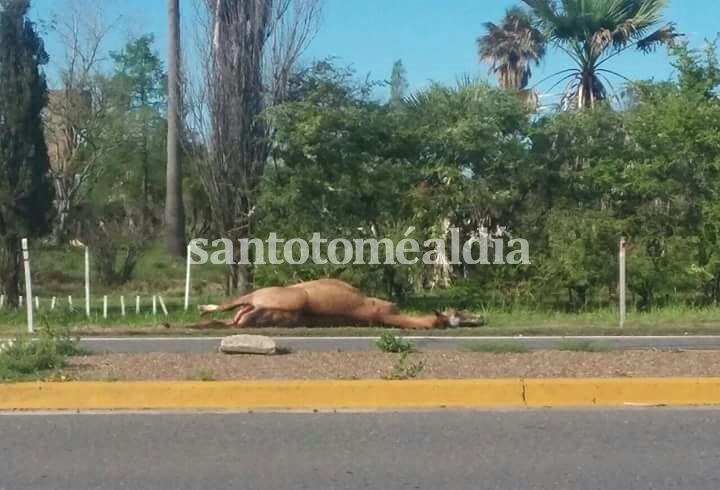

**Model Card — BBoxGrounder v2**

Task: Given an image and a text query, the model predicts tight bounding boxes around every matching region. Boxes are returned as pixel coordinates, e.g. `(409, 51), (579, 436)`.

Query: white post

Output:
(51, 297), (56, 310)
(0, 294), (4, 309)
(120, 296), (126, 317)
(184, 243), (192, 311)
(68, 295), (74, 312)
(84, 246), (90, 318)
(619, 238), (626, 329)
(34, 296), (39, 311)
(21, 238), (33, 333)
(136, 296), (140, 314)
(19, 295), (23, 307)
(152, 295), (157, 315)
(103, 295), (108, 319)
(158, 296), (169, 316)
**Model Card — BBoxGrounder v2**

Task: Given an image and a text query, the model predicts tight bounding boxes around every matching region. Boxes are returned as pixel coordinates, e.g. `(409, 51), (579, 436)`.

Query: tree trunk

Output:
(0, 236), (21, 307)
(164, 0), (186, 257)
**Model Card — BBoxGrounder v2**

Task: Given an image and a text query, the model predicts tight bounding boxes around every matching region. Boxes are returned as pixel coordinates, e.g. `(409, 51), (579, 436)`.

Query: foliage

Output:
(0, 321), (83, 381)
(477, 6), (546, 90)
(0, 0), (53, 305)
(383, 351), (425, 380)
(375, 332), (415, 353)
(522, 0), (678, 108)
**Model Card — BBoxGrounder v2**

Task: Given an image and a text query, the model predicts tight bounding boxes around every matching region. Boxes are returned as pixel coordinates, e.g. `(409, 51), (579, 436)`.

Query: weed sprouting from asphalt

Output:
(375, 332), (415, 353)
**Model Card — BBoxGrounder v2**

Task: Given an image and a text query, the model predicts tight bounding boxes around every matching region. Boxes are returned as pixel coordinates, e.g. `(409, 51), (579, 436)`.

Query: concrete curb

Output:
(2, 378), (720, 410)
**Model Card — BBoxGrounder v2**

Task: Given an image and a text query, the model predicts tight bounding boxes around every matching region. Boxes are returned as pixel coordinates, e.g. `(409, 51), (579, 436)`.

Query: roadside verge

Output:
(2, 378), (720, 410)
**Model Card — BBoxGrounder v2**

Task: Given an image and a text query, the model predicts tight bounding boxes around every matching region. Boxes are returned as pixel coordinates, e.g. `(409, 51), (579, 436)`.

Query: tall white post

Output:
(51, 297), (56, 310)
(103, 295), (108, 319)
(34, 296), (39, 311)
(184, 243), (192, 311)
(619, 238), (626, 329)
(84, 246), (91, 318)
(21, 238), (33, 333)
(152, 295), (157, 315)
(120, 296), (126, 317)
(68, 295), (74, 312)
(136, 296), (140, 314)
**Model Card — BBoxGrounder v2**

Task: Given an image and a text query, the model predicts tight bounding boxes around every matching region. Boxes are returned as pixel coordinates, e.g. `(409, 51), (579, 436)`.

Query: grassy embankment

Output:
(1, 242), (719, 337)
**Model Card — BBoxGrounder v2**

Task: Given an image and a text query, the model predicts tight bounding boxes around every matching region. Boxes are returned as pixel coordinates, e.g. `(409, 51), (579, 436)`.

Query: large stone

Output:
(219, 334), (276, 355)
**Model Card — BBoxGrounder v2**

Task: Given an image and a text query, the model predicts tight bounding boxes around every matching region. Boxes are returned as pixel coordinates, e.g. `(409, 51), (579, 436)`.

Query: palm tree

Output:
(165, 0), (186, 256)
(477, 6), (547, 91)
(522, 0), (679, 109)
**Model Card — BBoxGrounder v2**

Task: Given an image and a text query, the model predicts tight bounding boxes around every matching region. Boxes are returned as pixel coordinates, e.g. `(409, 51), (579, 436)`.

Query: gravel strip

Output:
(64, 350), (720, 381)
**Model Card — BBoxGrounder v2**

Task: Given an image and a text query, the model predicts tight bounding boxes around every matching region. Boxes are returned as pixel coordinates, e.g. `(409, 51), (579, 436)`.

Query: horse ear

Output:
(433, 309), (445, 318)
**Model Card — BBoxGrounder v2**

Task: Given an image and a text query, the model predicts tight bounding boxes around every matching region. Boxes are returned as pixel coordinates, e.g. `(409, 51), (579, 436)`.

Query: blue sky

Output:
(29, 0), (720, 102)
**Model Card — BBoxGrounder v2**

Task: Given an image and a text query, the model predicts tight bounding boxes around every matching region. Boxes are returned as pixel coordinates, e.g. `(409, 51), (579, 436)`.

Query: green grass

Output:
(462, 341), (529, 354)
(556, 340), (611, 352)
(0, 322), (84, 382)
(3, 304), (720, 337)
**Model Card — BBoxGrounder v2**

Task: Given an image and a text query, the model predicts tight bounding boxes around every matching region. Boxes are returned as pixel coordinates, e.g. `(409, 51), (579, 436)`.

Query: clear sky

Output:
(29, 0), (720, 103)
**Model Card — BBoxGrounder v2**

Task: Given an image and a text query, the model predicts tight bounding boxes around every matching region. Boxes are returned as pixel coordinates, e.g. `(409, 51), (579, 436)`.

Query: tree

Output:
(165, 0), (185, 257)
(389, 59), (408, 105)
(522, 0), (678, 109)
(477, 6), (546, 91)
(0, 0), (53, 305)
(45, 0), (118, 244)
(107, 35), (166, 225)
(189, 0), (323, 295)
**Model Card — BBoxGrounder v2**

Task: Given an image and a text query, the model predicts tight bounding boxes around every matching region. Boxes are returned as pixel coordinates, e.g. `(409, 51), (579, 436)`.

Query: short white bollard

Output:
(158, 296), (169, 316)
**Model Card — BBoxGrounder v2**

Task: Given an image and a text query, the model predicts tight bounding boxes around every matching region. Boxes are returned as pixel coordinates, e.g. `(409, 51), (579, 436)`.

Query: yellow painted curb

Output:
(524, 378), (720, 407)
(1, 378), (720, 410)
(0, 379), (523, 410)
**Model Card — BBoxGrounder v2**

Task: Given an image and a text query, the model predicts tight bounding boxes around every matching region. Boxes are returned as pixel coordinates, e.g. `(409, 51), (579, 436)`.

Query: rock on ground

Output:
(219, 335), (276, 355)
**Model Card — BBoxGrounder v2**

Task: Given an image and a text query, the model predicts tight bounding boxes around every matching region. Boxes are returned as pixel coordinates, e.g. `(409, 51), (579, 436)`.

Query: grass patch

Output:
(375, 332), (415, 353)
(556, 340), (611, 352)
(463, 341), (529, 354)
(0, 322), (84, 381)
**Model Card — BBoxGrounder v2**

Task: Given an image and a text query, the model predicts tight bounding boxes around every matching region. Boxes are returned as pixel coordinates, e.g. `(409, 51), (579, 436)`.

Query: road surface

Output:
(75, 335), (720, 353)
(2, 409), (719, 490)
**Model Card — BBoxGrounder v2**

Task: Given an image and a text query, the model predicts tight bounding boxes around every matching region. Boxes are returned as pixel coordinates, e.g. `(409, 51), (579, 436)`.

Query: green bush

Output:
(375, 332), (414, 353)
(0, 322), (84, 380)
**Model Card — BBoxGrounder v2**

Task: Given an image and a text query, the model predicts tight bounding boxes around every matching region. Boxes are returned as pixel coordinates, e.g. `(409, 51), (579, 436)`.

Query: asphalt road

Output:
(76, 335), (720, 353)
(2, 409), (720, 490)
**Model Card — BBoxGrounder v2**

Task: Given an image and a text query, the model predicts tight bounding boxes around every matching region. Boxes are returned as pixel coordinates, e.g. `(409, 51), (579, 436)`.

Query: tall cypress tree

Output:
(0, 0), (53, 305)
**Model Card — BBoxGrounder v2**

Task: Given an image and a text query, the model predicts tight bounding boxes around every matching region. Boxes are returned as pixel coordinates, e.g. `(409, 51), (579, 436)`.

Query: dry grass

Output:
(62, 350), (720, 381)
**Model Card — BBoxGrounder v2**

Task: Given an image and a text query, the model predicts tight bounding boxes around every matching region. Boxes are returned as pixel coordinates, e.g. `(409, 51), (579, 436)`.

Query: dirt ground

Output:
(63, 350), (720, 381)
